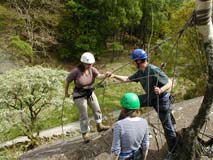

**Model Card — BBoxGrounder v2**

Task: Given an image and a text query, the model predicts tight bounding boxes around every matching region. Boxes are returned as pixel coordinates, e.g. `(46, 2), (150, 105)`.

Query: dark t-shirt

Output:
(128, 64), (168, 94)
(66, 67), (99, 88)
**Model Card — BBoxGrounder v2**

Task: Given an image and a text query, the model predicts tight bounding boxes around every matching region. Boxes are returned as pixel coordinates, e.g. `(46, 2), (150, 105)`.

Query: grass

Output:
(0, 52), (186, 142)
(0, 52), (201, 159)
(0, 150), (17, 160)
(0, 55), (134, 135)
(38, 103), (79, 130)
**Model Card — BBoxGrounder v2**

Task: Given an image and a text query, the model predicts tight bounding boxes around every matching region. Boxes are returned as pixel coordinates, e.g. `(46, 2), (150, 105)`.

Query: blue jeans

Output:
(118, 93), (177, 152)
(139, 93), (177, 152)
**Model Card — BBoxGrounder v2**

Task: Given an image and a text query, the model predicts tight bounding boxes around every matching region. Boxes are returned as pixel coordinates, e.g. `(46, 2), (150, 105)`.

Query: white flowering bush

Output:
(0, 66), (72, 144)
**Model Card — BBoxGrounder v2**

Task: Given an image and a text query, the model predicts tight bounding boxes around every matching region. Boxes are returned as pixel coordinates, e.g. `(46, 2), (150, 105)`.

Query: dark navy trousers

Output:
(139, 93), (177, 152)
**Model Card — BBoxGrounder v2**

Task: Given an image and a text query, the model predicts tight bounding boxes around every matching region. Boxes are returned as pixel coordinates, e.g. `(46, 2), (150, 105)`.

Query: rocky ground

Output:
(18, 97), (213, 160)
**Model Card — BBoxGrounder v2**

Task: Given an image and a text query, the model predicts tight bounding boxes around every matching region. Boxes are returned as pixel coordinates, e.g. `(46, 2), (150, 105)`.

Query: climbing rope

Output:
(92, 61), (131, 104)
(94, 13), (195, 92)
(61, 97), (66, 141)
(81, 11), (199, 158)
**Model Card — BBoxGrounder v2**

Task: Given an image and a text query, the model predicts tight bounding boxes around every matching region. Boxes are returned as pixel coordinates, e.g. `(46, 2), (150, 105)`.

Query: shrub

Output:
(0, 66), (72, 146)
(9, 36), (33, 56)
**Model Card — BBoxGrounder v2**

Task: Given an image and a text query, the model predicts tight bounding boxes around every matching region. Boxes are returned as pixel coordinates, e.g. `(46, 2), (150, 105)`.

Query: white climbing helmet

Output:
(80, 52), (95, 64)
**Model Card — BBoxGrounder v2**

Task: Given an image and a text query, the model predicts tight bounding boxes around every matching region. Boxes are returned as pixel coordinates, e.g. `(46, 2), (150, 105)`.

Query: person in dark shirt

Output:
(110, 49), (177, 154)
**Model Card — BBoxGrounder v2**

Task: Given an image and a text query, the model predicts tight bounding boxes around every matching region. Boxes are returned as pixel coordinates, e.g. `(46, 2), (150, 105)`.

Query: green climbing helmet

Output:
(120, 92), (140, 110)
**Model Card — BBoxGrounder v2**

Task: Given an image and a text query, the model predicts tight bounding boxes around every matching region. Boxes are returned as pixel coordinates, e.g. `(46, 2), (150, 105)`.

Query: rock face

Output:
(18, 131), (113, 160)
(18, 97), (213, 160)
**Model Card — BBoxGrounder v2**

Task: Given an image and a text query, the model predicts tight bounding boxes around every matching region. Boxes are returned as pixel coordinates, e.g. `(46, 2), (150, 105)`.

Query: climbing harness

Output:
(73, 87), (95, 100)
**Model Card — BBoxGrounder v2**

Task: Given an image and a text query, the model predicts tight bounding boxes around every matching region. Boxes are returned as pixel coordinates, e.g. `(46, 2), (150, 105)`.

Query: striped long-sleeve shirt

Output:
(111, 117), (149, 159)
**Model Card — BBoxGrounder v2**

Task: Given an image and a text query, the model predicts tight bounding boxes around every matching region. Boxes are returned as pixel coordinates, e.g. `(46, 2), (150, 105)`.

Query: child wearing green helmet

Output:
(111, 93), (149, 160)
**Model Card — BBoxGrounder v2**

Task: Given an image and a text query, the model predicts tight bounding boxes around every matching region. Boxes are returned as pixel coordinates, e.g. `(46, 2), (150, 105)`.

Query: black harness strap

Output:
(73, 87), (95, 100)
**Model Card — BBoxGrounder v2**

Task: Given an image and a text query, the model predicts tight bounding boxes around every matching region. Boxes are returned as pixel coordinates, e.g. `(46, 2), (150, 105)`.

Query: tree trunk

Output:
(175, 0), (213, 159)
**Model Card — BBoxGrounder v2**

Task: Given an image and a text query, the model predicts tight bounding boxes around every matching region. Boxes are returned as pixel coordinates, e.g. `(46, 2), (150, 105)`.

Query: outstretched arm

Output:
(111, 74), (130, 82)
(98, 71), (130, 82)
(96, 73), (108, 79)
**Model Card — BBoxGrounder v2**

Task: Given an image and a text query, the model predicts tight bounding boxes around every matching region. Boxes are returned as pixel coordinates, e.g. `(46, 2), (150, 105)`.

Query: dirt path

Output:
(0, 110), (119, 148)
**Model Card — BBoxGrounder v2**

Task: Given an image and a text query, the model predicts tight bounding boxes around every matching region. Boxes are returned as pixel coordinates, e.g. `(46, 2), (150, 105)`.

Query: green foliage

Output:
(168, 0), (194, 33)
(151, 0), (206, 99)
(57, 47), (71, 59)
(58, 0), (142, 59)
(0, 5), (8, 31)
(0, 5), (18, 31)
(58, 0), (190, 60)
(0, 150), (16, 160)
(0, 66), (72, 142)
(0, 1), (208, 148)
(9, 36), (33, 56)
(106, 41), (124, 52)
(130, 0), (188, 48)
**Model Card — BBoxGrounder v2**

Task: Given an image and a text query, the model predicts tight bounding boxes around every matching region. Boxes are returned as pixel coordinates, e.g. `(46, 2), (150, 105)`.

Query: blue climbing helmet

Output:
(131, 49), (148, 61)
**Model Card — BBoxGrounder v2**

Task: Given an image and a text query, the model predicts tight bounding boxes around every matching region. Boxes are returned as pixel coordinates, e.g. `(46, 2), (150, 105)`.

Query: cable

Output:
(61, 97), (66, 141)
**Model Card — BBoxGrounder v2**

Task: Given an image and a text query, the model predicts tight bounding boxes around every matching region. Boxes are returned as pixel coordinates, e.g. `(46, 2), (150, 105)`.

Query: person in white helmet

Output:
(65, 52), (110, 142)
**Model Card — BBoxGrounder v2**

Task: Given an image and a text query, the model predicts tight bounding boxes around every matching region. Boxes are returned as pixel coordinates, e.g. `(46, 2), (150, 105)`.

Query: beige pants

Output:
(74, 92), (102, 133)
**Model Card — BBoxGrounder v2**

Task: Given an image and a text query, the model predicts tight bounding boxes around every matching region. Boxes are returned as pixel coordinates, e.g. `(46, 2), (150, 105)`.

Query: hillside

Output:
(0, 1), (65, 66)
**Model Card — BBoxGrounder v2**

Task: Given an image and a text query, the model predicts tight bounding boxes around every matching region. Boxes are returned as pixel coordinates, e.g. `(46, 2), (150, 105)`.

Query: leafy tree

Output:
(6, 0), (63, 62)
(175, 1), (213, 159)
(58, 0), (142, 60)
(131, 0), (186, 49)
(0, 66), (70, 147)
(152, 0), (207, 99)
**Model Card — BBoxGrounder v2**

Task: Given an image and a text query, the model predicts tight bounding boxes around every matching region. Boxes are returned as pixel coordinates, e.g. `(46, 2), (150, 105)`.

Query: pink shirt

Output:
(66, 67), (99, 89)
